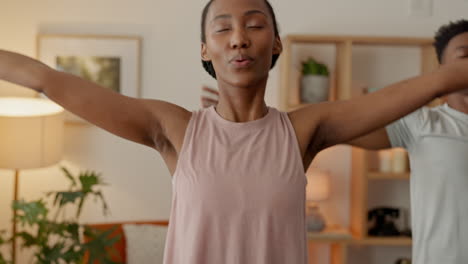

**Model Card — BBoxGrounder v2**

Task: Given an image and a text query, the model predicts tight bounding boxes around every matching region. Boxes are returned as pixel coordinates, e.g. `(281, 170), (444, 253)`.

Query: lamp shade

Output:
(0, 97), (65, 169)
(306, 168), (330, 202)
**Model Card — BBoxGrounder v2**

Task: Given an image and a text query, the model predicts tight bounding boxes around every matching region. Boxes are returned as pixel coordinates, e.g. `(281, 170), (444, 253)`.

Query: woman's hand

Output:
(200, 86), (219, 108)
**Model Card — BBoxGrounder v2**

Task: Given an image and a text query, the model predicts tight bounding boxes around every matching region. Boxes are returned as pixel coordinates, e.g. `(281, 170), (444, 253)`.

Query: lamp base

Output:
(306, 205), (326, 232)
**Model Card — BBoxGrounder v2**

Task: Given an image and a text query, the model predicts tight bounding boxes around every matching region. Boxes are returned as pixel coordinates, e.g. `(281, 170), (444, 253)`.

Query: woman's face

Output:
(201, 0), (282, 89)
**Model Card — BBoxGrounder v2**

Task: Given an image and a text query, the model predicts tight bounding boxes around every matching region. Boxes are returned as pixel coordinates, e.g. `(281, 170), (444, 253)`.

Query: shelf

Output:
(367, 171), (410, 180)
(308, 227), (353, 243)
(279, 34), (436, 264)
(353, 236), (412, 246)
(284, 34), (434, 46)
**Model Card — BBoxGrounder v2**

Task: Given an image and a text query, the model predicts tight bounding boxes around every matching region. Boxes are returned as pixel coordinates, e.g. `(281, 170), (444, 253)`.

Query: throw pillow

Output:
(123, 224), (168, 264)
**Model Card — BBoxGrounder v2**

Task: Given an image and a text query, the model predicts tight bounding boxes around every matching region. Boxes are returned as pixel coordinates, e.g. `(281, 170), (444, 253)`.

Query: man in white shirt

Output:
(348, 20), (468, 264)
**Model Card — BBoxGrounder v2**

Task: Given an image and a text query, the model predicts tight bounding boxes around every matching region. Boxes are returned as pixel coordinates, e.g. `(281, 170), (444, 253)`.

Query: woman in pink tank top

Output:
(2, 0), (468, 263)
(164, 0), (468, 264)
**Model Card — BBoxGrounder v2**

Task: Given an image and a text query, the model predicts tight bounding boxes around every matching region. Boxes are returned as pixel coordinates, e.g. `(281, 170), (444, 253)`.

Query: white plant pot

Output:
(301, 75), (330, 103)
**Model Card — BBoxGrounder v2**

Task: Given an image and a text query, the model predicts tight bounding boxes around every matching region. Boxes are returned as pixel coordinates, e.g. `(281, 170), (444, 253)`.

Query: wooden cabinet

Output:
(279, 34), (439, 264)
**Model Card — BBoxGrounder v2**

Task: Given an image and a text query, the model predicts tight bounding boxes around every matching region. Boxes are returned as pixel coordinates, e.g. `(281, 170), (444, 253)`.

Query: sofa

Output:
(84, 220), (169, 263)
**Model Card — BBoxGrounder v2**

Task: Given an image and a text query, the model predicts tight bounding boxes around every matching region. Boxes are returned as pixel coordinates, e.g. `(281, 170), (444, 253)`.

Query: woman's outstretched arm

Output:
(292, 59), (468, 156)
(0, 50), (190, 152)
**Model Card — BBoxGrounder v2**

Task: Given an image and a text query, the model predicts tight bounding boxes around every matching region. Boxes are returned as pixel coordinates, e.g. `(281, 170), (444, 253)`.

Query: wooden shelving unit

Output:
(367, 171), (410, 180)
(307, 227), (353, 242)
(279, 34), (438, 264)
(279, 34), (437, 111)
(307, 227), (352, 264)
(353, 237), (412, 246)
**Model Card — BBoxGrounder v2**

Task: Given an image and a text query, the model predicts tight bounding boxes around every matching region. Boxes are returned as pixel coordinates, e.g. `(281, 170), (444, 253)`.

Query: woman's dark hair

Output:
(433, 19), (468, 63)
(201, 0), (280, 79)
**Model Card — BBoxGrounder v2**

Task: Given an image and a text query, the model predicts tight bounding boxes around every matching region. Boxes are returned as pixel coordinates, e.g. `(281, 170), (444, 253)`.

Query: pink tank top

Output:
(163, 106), (308, 264)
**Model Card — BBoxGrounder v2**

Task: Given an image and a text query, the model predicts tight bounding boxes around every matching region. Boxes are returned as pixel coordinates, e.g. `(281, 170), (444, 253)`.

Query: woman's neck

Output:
(215, 79), (269, 123)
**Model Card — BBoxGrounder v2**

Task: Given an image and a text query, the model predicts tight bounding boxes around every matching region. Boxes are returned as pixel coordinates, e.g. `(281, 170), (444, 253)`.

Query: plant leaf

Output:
(79, 171), (105, 194)
(55, 191), (84, 207)
(61, 166), (77, 189)
(84, 226), (122, 264)
(302, 57), (329, 76)
(13, 200), (48, 226)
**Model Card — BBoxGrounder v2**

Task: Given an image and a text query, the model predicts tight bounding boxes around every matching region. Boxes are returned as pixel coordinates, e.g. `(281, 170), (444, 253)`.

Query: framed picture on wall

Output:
(36, 34), (142, 123)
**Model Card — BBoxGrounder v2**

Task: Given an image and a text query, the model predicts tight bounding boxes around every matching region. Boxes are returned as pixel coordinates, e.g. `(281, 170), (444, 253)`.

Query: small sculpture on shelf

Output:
(378, 148), (409, 173)
(367, 206), (412, 237)
(368, 207), (401, 236)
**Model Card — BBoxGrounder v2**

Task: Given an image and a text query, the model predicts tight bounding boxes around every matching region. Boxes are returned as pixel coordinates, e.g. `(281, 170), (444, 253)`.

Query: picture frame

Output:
(36, 34), (142, 123)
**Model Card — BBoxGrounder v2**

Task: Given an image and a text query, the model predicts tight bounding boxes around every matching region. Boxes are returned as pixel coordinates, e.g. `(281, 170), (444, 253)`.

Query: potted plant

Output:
(301, 58), (330, 103)
(0, 167), (120, 264)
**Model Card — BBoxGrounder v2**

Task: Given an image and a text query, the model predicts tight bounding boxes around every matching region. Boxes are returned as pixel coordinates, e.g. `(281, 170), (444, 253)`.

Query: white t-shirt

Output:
(386, 104), (468, 264)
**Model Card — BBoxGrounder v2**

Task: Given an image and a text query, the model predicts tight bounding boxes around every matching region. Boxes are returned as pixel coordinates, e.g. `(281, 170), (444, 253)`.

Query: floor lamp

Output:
(0, 97), (64, 263)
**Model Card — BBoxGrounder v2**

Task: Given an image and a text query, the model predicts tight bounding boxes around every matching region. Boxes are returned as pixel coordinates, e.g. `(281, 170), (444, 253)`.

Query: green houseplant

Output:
(0, 167), (121, 264)
(0, 231), (10, 264)
(301, 58), (330, 103)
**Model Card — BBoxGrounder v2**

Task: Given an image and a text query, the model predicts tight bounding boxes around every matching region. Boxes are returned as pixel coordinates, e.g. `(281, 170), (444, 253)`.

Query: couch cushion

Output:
(123, 224), (168, 264)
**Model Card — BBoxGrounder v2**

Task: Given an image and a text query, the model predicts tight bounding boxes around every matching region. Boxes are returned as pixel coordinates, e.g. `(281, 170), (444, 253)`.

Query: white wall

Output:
(0, 0), (466, 263)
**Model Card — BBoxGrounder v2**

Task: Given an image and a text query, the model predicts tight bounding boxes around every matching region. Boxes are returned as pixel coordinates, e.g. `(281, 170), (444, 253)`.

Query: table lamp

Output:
(306, 168), (330, 232)
(0, 97), (64, 263)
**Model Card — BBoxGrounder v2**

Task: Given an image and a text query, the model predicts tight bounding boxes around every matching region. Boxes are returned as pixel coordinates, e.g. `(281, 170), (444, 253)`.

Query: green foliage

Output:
(0, 231), (8, 245)
(0, 254), (9, 264)
(83, 227), (121, 264)
(302, 58), (329, 76)
(0, 231), (11, 264)
(0, 167), (120, 264)
(49, 167), (109, 219)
